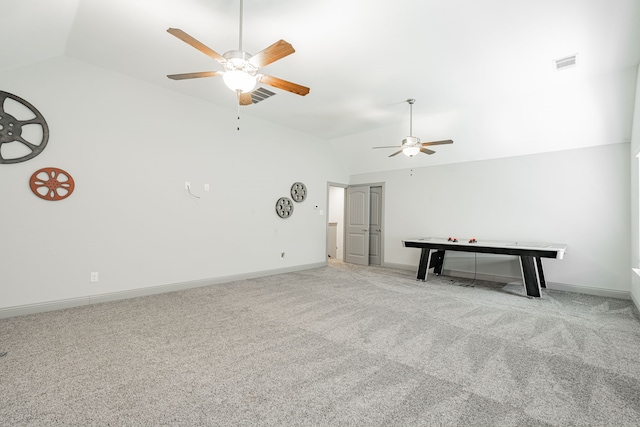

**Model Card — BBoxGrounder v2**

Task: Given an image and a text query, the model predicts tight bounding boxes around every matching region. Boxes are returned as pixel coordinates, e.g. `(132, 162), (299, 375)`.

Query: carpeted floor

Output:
(1, 261), (639, 426)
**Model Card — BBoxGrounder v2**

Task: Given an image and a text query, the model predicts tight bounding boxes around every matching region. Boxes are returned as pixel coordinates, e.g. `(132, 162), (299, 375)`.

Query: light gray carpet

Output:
(1, 261), (640, 426)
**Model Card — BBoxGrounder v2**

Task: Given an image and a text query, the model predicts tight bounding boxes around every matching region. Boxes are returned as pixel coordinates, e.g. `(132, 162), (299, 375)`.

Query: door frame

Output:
(326, 182), (348, 262)
(369, 184), (385, 266)
(327, 181), (385, 266)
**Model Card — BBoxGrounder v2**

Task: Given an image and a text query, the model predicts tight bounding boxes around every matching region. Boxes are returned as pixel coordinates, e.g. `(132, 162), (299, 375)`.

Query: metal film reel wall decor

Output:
(275, 197), (294, 218)
(29, 167), (75, 201)
(0, 91), (49, 164)
(290, 182), (307, 202)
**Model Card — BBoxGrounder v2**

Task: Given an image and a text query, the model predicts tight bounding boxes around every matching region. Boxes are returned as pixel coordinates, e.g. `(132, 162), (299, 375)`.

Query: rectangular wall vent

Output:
(554, 54), (577, 71)
(251, 87), (276, 104)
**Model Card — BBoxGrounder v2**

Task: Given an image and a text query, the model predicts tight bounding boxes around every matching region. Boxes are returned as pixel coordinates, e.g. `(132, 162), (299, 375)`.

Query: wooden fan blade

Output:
(167, 28), (225, 63)
(167, 71), (222, 80)
(259, 75), (310, 96)
(249, 40), (295, 68)
(373, 146), (402, 149)
(389, 150), (404, 157)
(421, 139), (453, 146)
(420, 147), (436, 155)
(238, 92), (253, 106)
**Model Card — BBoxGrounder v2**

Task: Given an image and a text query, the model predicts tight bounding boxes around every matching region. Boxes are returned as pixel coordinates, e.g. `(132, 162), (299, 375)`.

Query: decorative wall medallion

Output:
(275, 197), (294, 218)
(0, 91), (49, 164)
(29, 167), (75, 201)
(290, 182), (307, 202)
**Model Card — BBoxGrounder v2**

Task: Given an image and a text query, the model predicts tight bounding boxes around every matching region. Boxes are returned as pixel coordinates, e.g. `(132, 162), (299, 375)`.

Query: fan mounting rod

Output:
(238, 0), (244, 51)
(407, 98), (415, 137)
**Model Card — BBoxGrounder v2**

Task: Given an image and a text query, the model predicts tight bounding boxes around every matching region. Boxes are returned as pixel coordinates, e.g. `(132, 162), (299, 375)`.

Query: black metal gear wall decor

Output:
(0, 91), (49, 164)
(275, 197), (294, 218)
(290, 182), (307, 202)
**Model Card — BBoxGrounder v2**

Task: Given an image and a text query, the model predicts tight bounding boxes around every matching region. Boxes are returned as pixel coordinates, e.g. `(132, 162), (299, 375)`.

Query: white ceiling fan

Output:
(374, 99), (453, 157)
(165, 0), (309, 106)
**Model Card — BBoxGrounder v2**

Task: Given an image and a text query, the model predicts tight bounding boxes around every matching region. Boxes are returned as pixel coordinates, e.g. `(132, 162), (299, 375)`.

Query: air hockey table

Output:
(402, 237), (567, 297)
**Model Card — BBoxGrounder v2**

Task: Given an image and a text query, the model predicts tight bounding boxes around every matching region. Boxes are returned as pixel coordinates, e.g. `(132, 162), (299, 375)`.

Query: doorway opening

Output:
(327, 183), (346, 261)
(327, 182), (384, 266)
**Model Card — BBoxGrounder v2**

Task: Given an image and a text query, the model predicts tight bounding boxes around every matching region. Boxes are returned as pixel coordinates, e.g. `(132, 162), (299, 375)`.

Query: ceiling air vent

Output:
(554, 54), (578, 71)
(251, 87), (276, 104)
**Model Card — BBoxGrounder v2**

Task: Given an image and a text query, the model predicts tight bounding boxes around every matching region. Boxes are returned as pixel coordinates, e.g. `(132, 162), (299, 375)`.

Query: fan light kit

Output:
(166, 0), (309, 105)
(373, 99), (453, 157)
(221, 51), (258, 93)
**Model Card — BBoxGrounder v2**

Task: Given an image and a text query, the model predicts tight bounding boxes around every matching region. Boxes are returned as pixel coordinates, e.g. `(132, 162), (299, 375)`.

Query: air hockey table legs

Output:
(416, 249), (445, 280)
(416, 249), (547, 298)
(520, 256), (547, 298)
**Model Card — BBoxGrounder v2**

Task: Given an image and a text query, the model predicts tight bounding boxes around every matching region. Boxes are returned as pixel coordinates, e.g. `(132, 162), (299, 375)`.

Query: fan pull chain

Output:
(237, 92), (241, 131)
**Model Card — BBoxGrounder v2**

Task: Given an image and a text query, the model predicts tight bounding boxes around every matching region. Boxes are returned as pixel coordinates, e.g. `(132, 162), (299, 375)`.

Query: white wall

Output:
(329, 64), (637, 299)
(0, 56), (348, 311)
(351, 144), (631, 296)
(1, 55), (636, 313)
(329, 66), (637, 177)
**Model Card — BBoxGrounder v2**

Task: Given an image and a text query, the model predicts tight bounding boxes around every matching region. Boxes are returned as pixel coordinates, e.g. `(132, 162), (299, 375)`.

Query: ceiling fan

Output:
(166, 0), (309, 106)
(373, 99), (453, 157)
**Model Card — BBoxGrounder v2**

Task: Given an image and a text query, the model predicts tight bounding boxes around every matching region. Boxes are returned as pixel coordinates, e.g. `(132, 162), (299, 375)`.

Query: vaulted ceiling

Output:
(4, 0), (640, 147)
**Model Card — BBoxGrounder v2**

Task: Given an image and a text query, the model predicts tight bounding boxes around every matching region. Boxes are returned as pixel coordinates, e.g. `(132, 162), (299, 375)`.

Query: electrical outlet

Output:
(185, 181), (191, 190)
(90, 272), (99, 282)
(204, 183), (210, 191)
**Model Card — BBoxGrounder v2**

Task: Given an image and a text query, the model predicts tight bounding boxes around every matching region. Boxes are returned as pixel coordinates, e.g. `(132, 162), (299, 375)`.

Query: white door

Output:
(369, 186), (382, 265)
(345, 185), (370, 265)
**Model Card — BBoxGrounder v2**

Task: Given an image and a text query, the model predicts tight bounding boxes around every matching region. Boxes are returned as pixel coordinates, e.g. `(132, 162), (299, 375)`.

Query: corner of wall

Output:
(632, 269), (640, 314)
(630, 65), (640, 314)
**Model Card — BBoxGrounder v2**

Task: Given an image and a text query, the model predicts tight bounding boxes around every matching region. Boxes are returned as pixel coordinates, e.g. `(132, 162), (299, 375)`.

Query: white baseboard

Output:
(383, 263), (632, 300)
(545, 281), (630, 300)
(442, 269), (519, 284)
(0, 262), (327, 320)
(0, 296), (95, 320)
(449, 269), (631, 300)
(6, 261), (631, 319)
(381, 262), (415, 271)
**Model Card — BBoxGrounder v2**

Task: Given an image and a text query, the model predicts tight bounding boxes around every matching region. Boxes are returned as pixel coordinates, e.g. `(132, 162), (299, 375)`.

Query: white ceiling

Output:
(3, 0), (640, 142)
